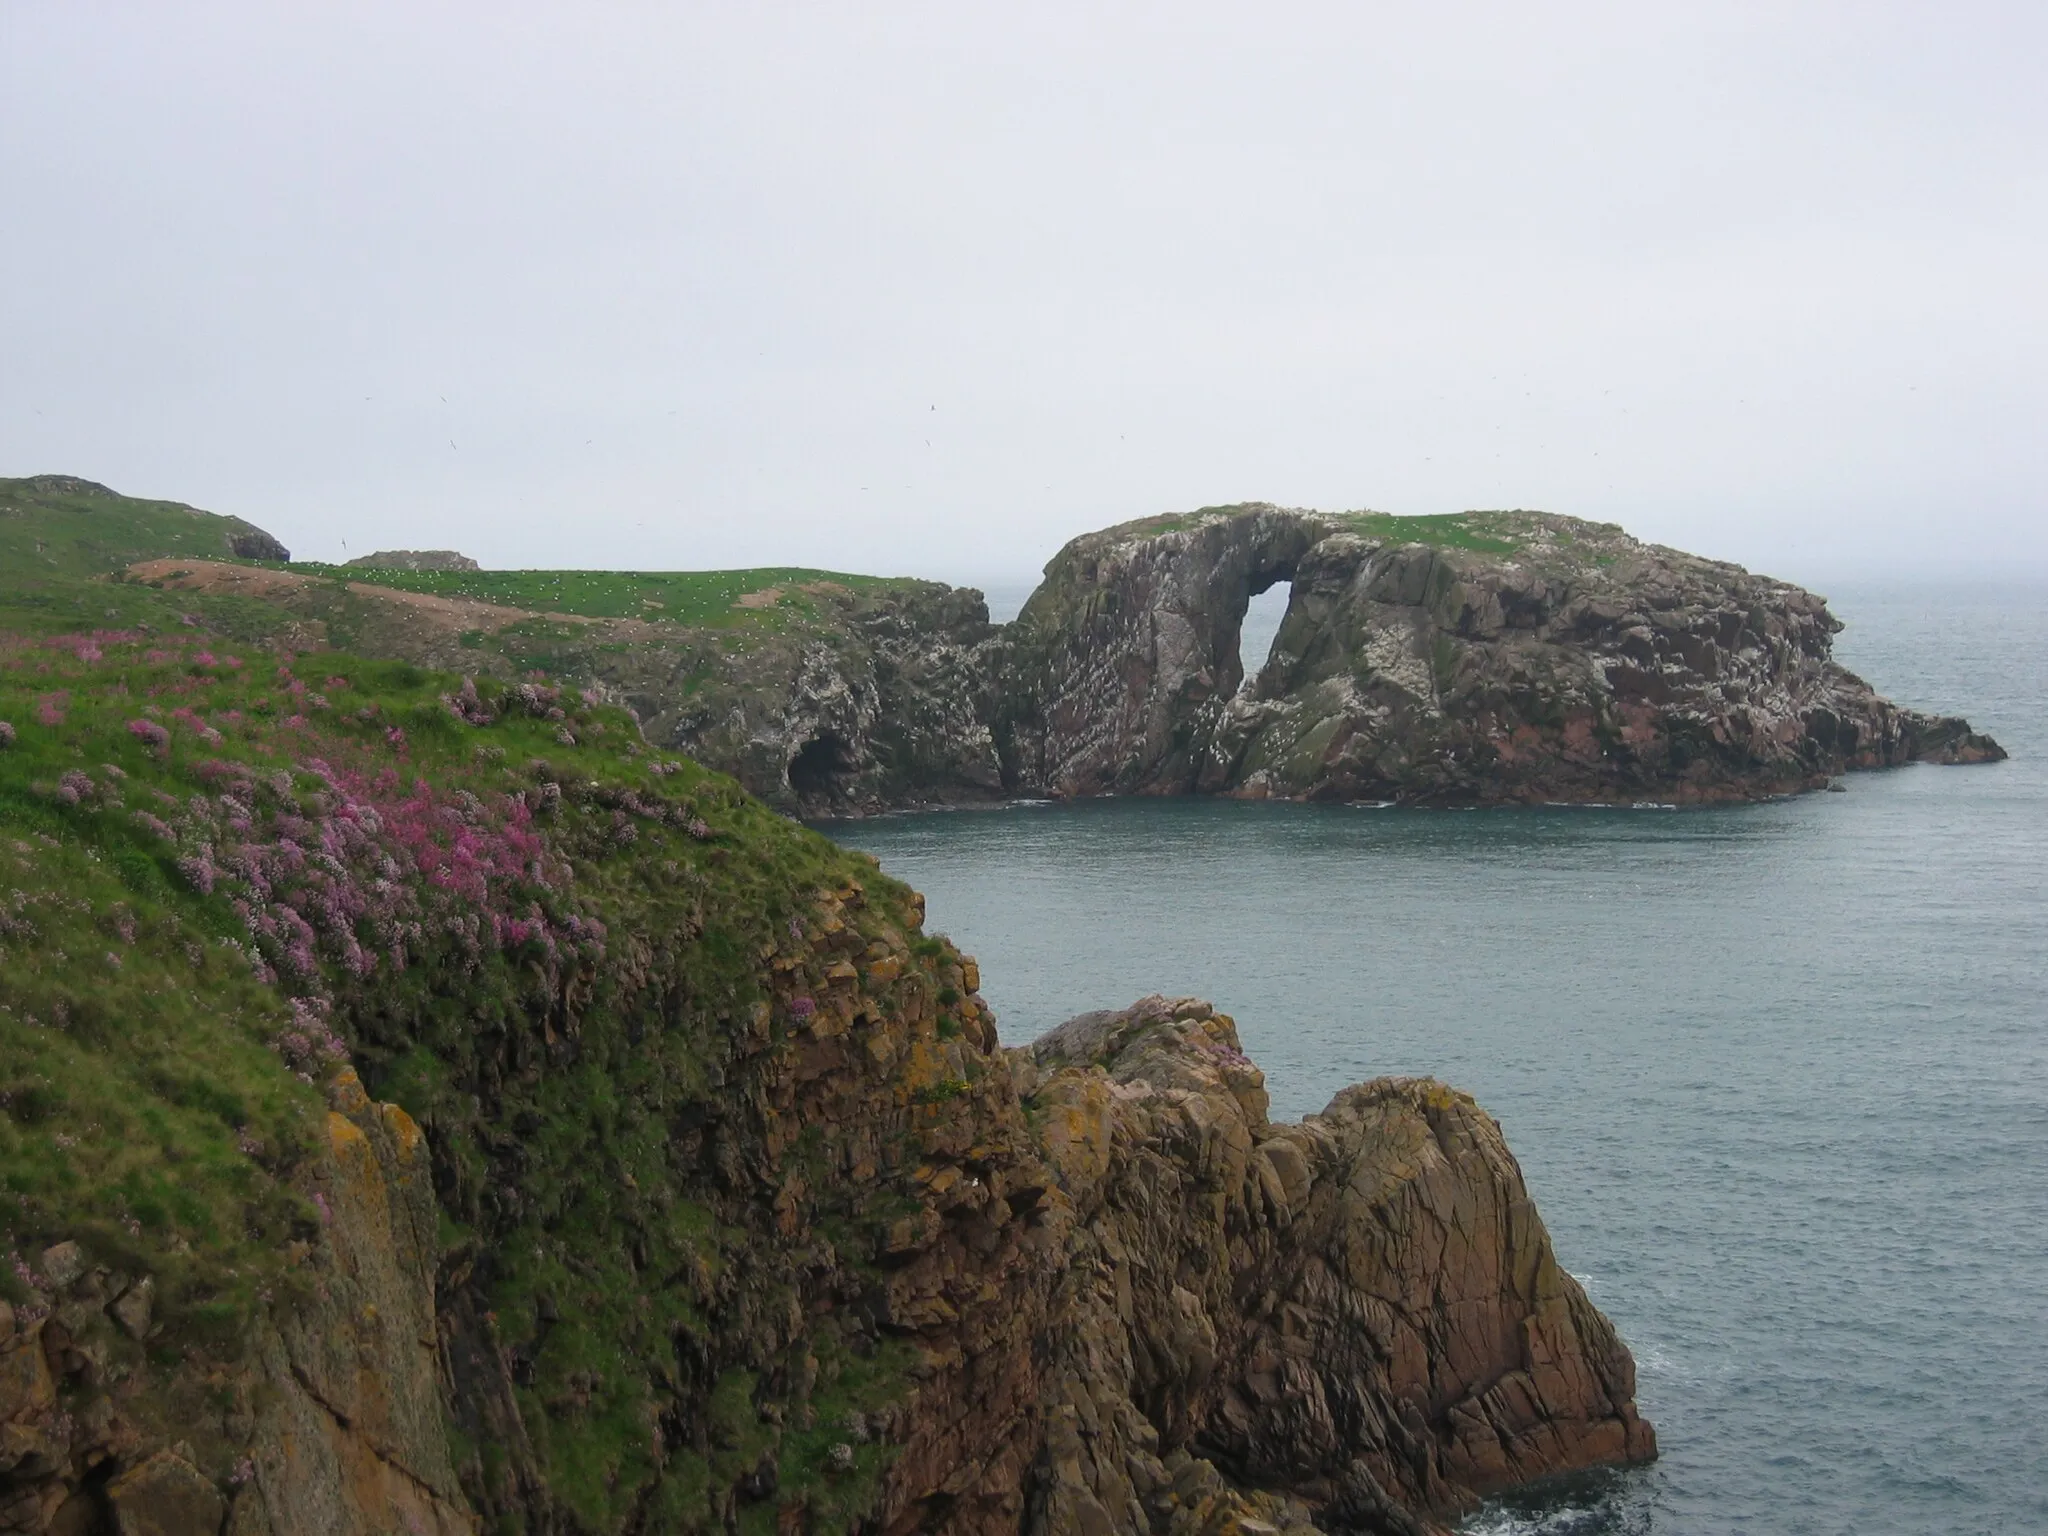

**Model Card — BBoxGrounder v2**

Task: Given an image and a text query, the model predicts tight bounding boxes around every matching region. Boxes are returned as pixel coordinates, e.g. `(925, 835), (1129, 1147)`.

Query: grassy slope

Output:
(0, 476), (303, 642)
(297, 562), (934, 629)
(5, 474), (945, 648)
(0, 626), (969, 1530)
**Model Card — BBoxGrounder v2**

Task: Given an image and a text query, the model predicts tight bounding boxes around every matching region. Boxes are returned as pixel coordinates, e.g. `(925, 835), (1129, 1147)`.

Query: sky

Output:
(3, 2), (2045, 590)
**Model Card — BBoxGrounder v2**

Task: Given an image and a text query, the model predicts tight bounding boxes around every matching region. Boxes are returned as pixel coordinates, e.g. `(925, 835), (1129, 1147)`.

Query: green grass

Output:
(0, 830), (320, 1337)
(1102, 504), (1533, 554)
(0, 475), (299, 641)
(284, 562), (932, 628)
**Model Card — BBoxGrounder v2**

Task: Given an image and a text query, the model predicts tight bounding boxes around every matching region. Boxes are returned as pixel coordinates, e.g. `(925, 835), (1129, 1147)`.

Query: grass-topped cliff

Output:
(0, 626), (1029, 1531)
(1, 475), (1005, 815)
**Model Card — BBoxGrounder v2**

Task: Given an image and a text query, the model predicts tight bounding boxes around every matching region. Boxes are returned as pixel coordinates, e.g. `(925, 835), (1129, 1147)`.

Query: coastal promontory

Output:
(0, 634), (1649, 1532)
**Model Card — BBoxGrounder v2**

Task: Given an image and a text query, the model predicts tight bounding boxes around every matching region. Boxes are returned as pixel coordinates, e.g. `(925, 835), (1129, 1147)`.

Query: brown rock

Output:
(0, 1327), (54, 1421)
(107, 1450), (223, 1536)
(1017, 996), (1656, 1533)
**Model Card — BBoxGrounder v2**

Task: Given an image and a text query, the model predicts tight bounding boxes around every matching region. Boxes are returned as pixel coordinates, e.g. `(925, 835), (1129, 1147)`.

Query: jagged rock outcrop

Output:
(1006, 505), (2002, 804)
(344, 550), (480, 572)
(1014, 996), (1653, 1536)
(0, 1071), (465, 1535)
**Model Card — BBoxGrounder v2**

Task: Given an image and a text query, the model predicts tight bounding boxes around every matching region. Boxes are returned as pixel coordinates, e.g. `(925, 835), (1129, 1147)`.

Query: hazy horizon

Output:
(5, 4), (2044, 590)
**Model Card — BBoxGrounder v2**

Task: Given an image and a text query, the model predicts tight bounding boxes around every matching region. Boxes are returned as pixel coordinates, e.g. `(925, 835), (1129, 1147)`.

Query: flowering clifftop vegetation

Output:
(0, 627), (977, 1528)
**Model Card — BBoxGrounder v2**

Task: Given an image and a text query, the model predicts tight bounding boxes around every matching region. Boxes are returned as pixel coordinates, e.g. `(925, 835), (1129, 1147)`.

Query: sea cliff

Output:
(0, 633), (1650, 1533)
(1001, 505), (2002, 805)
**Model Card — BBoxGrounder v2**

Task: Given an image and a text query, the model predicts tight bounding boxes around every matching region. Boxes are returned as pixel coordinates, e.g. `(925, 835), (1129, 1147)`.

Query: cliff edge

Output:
(0, 636), (1649, 1533)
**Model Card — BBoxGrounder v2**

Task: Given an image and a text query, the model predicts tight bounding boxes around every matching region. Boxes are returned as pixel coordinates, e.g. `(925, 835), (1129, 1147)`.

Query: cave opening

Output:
(788, 731), (857, 799)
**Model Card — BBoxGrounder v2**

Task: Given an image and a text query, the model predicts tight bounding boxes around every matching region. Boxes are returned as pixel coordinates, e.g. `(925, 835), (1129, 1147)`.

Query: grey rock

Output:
(344, 550), (480, 572)
(37, 1242), (84, 1289)
(108, 1276), (153, 1340)
(1002, 505), (2005, 805)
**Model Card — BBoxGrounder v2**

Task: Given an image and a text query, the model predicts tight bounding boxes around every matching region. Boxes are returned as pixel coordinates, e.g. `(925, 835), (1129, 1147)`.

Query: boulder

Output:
(107, 1450), (223, 1536)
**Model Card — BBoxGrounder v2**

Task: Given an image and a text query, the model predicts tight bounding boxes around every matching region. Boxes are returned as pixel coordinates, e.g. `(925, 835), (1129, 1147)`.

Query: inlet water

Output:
(822, 583), (2048, 1535)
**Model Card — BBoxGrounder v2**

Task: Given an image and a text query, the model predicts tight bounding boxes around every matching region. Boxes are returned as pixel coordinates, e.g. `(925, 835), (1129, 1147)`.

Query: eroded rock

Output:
(1015, 996), (1655, 1535)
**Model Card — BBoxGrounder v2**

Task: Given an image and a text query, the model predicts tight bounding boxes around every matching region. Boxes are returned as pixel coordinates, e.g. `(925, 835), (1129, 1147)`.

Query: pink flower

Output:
(126, 719), (171, 755)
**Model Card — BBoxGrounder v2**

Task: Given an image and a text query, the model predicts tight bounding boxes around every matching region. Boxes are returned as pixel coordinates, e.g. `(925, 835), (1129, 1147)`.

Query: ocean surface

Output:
(823, 582), (2048, 1535)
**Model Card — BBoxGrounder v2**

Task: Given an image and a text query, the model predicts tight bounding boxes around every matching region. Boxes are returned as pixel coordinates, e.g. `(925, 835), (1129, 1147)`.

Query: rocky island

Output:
(999, 505), (2002, 806)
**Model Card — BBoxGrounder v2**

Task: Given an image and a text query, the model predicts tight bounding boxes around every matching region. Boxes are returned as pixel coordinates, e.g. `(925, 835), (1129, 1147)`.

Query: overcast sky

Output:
(3, 3), (2044, 589)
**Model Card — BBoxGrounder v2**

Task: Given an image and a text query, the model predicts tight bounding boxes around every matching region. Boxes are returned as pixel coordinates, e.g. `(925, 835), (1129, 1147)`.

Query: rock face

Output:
(0, 1072), (468, 1535)
(1005, 506), (2003, 804)
(1015, 996), (1654, 1535)
(344, 549), (480, 572)
(999, 508), (1325, 796)
(626, 581), (1007, 816)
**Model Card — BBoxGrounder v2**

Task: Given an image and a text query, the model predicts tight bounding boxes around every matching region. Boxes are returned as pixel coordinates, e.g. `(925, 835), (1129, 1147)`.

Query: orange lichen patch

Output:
(327, 1109), (370, 1158)
(379, 1102), (427, 1165)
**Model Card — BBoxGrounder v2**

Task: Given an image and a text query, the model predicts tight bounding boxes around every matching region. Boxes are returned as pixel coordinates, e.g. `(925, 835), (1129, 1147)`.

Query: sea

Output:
(821, 581), (2048, 1535)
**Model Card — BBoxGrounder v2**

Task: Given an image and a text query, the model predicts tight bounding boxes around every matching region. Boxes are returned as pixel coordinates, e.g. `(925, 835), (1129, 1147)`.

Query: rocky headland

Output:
(0, 632), (1650, 1534)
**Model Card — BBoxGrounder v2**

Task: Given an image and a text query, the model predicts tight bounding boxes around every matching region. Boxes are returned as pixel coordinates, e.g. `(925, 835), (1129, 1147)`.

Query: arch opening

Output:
(1236, 581), (1293, 693)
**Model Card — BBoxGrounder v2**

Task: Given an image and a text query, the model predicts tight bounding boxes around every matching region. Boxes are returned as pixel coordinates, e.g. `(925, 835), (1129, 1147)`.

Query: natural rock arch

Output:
(998, 505), (1328, 797)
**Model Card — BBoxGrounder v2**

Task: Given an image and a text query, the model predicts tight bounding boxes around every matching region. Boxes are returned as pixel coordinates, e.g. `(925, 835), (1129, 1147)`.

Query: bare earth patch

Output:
(127, 558), (598, 639)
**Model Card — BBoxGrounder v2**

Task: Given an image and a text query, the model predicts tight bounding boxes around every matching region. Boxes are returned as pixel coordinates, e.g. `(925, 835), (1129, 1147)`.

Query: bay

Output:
(822, 581), (2048, 1535)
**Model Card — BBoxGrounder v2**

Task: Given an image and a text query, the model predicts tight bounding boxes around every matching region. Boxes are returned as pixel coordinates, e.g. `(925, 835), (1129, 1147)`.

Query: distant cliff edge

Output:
(2, 476), (2005, 816)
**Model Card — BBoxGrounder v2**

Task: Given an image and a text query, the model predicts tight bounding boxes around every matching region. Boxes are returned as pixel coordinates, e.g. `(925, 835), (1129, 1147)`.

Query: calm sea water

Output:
(825, 583), (2048, 1535)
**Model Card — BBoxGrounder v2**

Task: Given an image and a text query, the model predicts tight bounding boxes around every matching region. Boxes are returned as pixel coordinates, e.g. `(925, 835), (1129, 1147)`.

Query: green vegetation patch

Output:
(1331, 510), (1528, 554)
(0, 624), (942, 1528)
(286, 562), (932, 629)
(0, 475), (299, 641)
